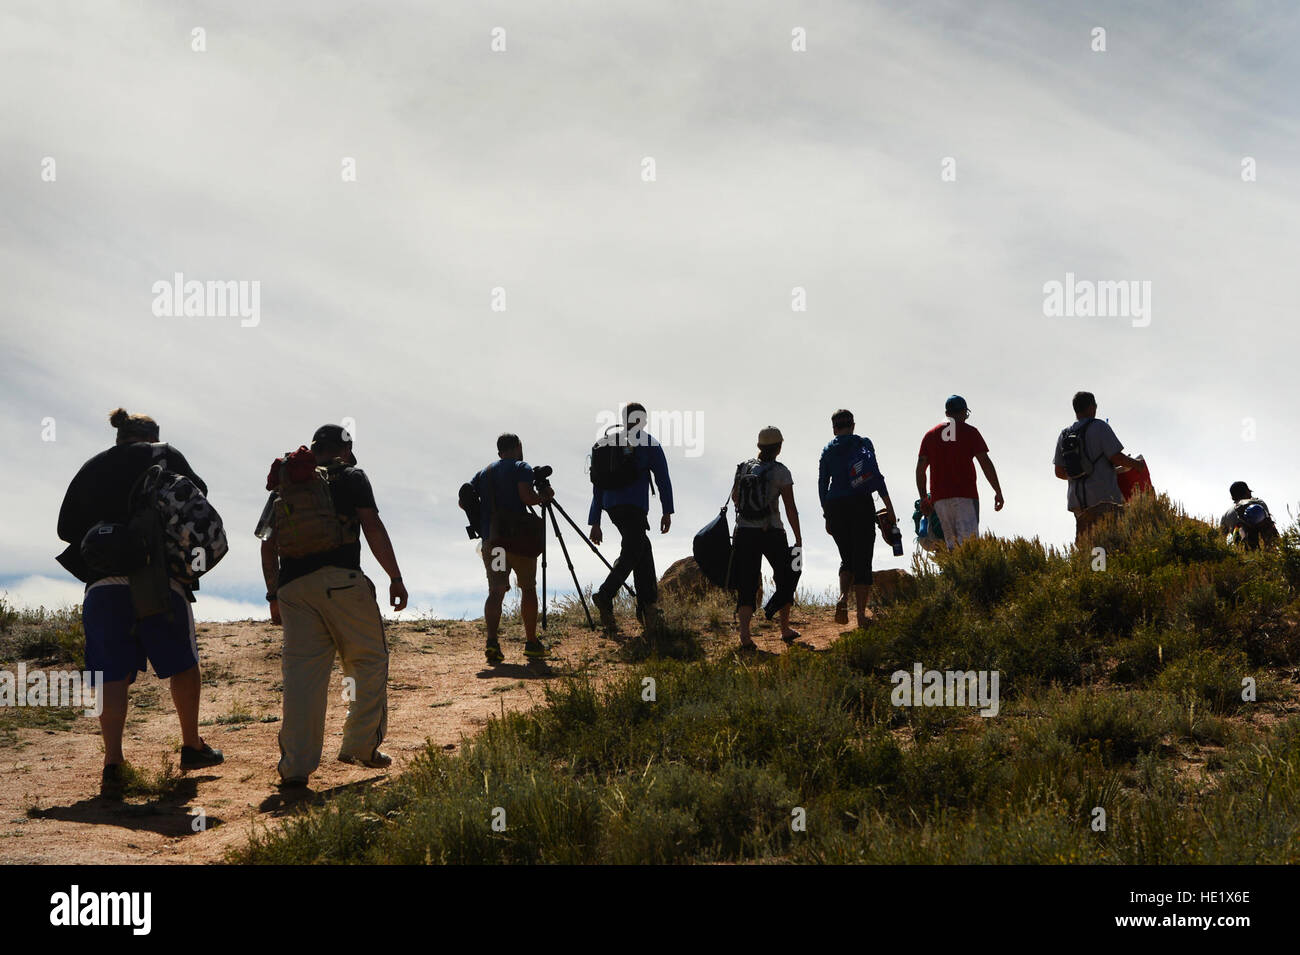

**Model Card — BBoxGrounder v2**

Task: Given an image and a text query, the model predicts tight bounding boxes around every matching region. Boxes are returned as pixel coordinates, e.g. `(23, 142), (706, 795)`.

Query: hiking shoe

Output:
(339, 750), (392, 769)
(278, 776), (309, 790)
(593, 592), (618, 633)
(781, 629), (801, 644)
(180, 742), (224, 770)
(101, 763), (126, 799)
(523, 639), (548, 660)
(834, 601), (849, 625)
(485, 640), (504, 665)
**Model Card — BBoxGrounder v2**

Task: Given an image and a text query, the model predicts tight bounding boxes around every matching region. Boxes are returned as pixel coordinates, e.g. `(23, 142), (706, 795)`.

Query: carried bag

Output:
(1233, 498), (1279, 549)
(483, 462), (545, 559)
(843, 436), (883, 495)
(1058, 419), (1099, 480)
(267, 447), (356, 559)
(693, 490), (735, 590)
(589, 427), (641, 491)
(131, 459), (228, 587)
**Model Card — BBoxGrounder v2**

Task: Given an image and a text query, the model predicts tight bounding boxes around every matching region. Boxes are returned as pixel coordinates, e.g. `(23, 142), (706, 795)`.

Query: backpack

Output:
(735, 460), (775, 521)
(1058, 419), (1099, 480)
(129, 462), (228, 588)
(589, 427), (641, 491)
(267, 447), (357, 559)
(1233, 499), (1278, 550)
(843, 436), (882, 495)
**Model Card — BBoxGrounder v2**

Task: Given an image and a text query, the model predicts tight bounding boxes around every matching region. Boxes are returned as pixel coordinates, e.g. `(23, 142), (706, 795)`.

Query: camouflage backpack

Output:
(130, 462), (229, 588)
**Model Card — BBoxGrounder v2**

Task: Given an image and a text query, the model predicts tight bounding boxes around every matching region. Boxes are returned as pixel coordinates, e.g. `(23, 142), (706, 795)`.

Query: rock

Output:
(870, 567), (914, 604)
(658, 556), (761, 608)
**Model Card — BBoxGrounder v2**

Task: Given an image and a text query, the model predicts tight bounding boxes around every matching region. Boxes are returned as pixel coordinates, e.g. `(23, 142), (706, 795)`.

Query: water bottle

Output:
(890, 524), (904, 557)
(254, 492), (277, 540)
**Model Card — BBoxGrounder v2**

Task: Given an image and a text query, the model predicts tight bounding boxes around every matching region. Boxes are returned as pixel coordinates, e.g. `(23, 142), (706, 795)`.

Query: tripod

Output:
(539, 496), (636, 631)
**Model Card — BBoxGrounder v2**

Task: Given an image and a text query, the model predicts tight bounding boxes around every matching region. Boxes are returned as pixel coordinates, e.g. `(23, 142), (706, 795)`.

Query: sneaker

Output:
(101, 763), (126, 799)
(278, 776), (309, 790)
(593, 592), (618, 633)
(485, 640), (504, 665)
(834, 601), (849, 625)
(339, 750), (392, 769)
(180, 742), (224, 770)
(523, 639), (548, 660)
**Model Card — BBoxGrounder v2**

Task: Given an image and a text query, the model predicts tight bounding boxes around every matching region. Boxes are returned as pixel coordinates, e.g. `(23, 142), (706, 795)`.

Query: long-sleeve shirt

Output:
(817, 434), (888, 514)
(588, 434), (674, 525)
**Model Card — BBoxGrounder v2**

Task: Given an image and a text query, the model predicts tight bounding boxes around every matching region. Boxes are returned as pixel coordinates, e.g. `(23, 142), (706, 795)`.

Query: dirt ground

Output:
(0, 608), (848, 864)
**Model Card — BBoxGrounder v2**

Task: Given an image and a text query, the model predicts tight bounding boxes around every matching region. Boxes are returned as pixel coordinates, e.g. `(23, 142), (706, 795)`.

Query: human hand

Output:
(660, 514), (672, 534)
(268, 598), (281, 625)
(390, 579), (409, 612)
(994, 492), (1005, 512)
(590, 525), (603, 545)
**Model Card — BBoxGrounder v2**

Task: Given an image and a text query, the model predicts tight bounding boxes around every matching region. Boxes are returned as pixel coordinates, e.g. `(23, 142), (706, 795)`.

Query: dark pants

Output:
(597, 505), (658, 611)
(732, 526), (801, 617)
(827, 495), (876, 585)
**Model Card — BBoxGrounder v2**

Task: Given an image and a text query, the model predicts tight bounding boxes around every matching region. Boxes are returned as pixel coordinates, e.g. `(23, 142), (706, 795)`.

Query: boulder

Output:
(659, 556), (761, 607)
(870, 567), (914, 604)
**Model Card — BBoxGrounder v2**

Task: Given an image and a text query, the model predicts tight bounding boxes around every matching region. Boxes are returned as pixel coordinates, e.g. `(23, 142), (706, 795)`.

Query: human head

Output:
(623, 402), (647, 434)
(1229, 480), (1251, 501)
(109, 408), (159, 445)
(757, 426), (783, 461)
(311, 423), (356, 465)
(831, 409), (854, 435)
(497, 432), (523, 461)
(1072, 391), (1097, 420)
(944, 395), (969, 421)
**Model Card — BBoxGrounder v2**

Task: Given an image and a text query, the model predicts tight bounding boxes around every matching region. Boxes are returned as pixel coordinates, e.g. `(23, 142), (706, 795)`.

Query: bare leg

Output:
(738, 606), (755, 646)
(168, 665), (203, 750)
(779, 604), (797, 639)
(99, 679), (129, 766)
(519, 586), (538, 641)
(854, 584), (873, 629)
(484, 591), (505, 642)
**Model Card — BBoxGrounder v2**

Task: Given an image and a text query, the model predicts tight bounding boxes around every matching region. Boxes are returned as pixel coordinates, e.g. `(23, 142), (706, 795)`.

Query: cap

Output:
(945, 395), (968, 416)
(758, 426), (784, 447)
(311, 424), (357, 465)
(1229, 481), (1251, 501)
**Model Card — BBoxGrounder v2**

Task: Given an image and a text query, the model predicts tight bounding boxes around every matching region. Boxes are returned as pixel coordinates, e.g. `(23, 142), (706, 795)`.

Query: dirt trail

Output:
(0, 609), (848, 864)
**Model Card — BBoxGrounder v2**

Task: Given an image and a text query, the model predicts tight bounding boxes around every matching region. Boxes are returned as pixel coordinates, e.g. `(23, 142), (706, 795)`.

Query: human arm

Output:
(650, 443), (673, 533)
(357, 507), (407, 611)
(915, 454), (931, 514)
(975, 451), (1004, 511)
(260, 536), (282, 624)
(781, 484), (802, 547)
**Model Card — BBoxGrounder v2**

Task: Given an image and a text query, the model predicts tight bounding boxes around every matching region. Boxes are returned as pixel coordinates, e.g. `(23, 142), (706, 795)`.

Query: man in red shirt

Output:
(915, 395), (1004, 549)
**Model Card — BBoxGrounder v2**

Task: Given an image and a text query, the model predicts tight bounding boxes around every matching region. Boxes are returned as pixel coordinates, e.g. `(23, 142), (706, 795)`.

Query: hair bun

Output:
(109, 408), (130, 428)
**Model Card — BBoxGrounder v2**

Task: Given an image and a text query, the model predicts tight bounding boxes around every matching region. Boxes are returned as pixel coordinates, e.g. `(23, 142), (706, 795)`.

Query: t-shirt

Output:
(1052, 418), (1123, 511)
(734, 460), (794, 531)
(56, 442), (206, 585)
(277, 466), (377, 588)
(1221, 498), (1271, 535)
(473, 459), (535, 539)
(918, 421), (988, 502)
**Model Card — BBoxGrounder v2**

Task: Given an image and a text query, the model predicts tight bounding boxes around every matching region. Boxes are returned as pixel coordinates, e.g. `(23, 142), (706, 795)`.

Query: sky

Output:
(2, 0), (1298, 621)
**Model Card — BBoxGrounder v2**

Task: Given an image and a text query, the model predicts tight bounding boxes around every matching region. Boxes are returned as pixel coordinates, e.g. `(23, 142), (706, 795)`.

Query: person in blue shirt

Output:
(818, 408), (898, 631)
(472, 433), (553, 664)
(588, 403), (674, 634)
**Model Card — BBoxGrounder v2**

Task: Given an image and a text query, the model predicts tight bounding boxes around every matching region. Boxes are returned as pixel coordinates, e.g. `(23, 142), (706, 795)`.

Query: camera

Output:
(532, 465), (553, 494)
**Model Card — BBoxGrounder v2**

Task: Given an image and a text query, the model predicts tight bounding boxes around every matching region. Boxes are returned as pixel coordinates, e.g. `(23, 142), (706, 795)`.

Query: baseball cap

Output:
(758, 426), (784, 447)
(1229, 481), (1251, 501)
(945, 395), (969, 416)
(311, 424), (357, 465)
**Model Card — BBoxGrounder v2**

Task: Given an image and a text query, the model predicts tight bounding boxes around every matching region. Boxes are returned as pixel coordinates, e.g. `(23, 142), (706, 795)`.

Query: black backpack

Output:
(590, 426), (641, 491)
(1058, 419), (1099, 480)
(735, 460), (774, 521)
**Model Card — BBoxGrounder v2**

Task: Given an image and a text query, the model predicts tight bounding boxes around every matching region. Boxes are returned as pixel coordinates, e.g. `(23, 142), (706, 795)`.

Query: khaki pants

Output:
(1074, 502), (1123, 545)
(276, 566), (389, 780)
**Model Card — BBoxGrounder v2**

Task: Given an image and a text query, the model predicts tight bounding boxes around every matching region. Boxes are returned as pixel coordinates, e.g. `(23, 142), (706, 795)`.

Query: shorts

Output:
(481, 545), (538, 594)
(82, 579), (198, 685)
(826, 494), (876, 585)
(933, 497), (980, 549)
